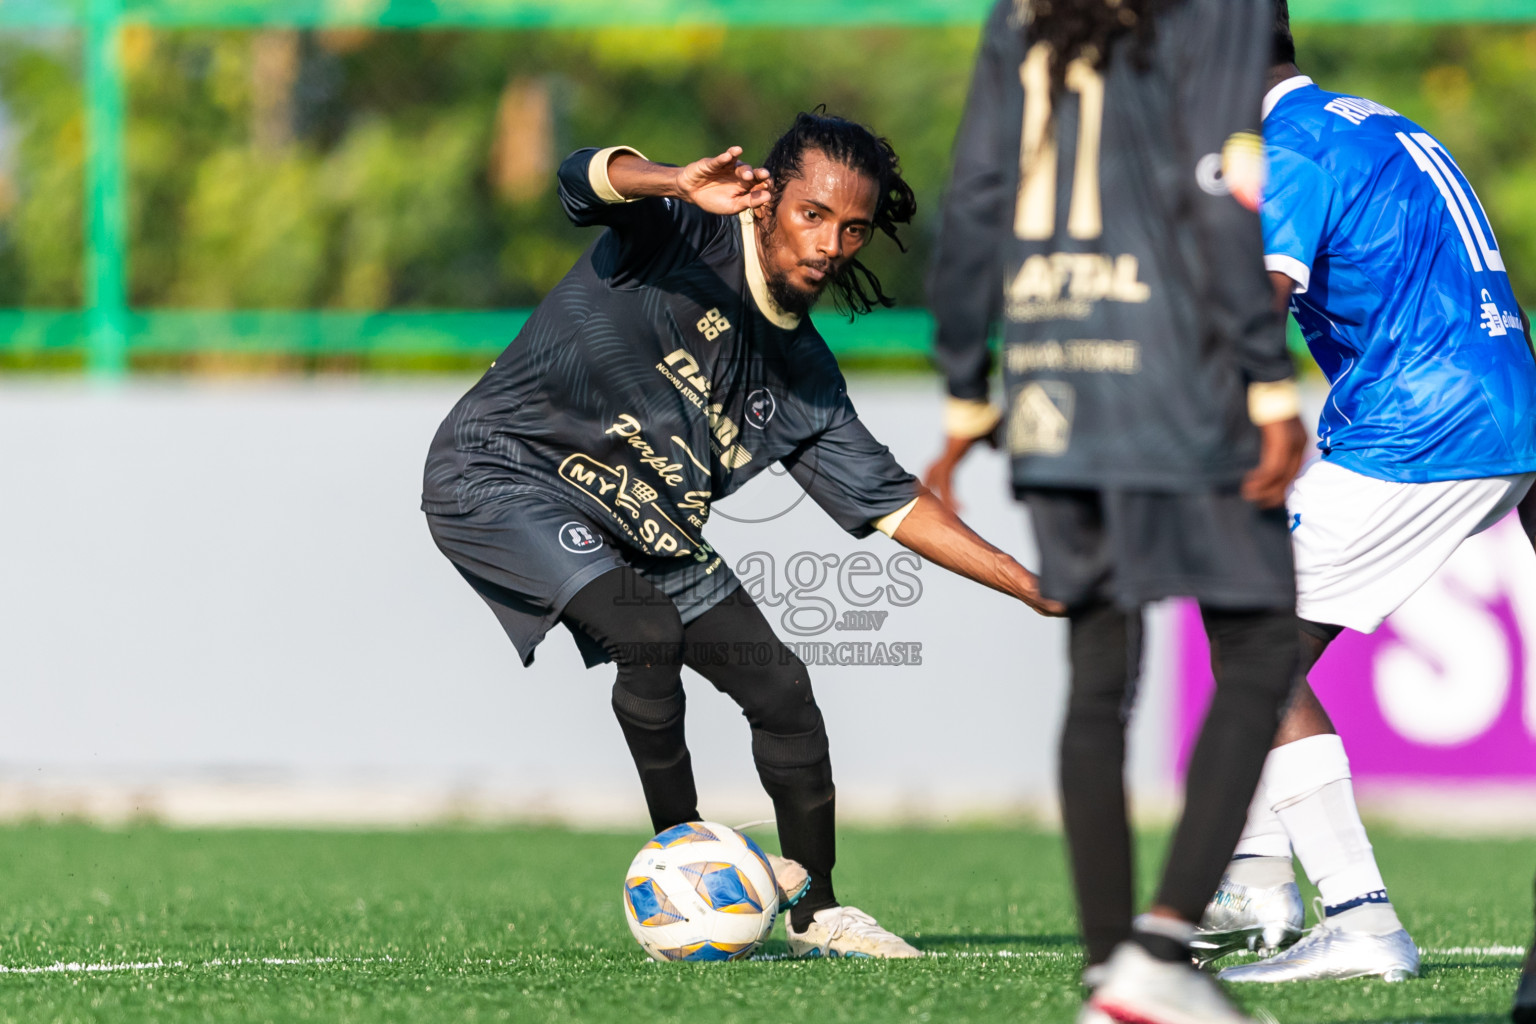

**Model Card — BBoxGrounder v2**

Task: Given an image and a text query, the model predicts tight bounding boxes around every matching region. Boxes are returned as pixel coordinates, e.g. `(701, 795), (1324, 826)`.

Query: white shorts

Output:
(1289, 459), (1535, 633)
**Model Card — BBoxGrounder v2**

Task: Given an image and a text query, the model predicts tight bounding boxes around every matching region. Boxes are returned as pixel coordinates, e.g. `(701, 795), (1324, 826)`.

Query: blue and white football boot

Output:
(1192, 873), (1305, 966)
(1218, 899), (1418, 983)
(766, 853), (810, 911)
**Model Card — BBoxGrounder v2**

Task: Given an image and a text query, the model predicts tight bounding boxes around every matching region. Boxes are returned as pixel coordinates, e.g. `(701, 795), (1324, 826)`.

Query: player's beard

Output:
(758, 213), (840, 317)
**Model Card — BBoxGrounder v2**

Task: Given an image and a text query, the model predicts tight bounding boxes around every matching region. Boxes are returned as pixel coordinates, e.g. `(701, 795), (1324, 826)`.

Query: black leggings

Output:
(560, 568), (837, 924)
(1060, 600), (1299, 965)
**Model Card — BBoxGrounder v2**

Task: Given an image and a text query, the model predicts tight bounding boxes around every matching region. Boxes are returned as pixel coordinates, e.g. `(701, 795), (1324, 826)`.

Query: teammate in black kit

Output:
(423, 112), (1061, 959)
(926, 1), (1306, 1019)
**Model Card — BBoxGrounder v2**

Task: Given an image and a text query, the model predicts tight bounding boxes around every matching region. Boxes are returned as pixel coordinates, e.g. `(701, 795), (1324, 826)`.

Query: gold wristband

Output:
(1247, 379), (1302, 426)
(587, 145), (647, 203)
(944, 397), (1004, 440)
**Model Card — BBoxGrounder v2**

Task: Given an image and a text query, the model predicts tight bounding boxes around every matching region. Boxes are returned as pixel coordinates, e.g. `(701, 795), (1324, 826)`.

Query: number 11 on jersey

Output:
(1016, 43), (1106, 242)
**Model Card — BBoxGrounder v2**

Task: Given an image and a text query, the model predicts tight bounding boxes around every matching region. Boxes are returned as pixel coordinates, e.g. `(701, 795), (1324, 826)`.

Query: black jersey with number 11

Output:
(931, 0), (1290, 491)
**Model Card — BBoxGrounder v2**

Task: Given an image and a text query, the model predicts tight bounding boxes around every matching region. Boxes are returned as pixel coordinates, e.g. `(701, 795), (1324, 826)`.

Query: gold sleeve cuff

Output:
(588, 146), (647, 203)
(872, 497), (920, 538)
(1248, 379), (1302, 426)
(944, 397), (1003, 440)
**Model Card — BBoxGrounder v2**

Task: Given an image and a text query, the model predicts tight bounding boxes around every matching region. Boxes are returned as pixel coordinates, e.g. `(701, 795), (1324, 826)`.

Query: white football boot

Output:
(767, 853), (810, 911)
(1192, 875), (1305, 966)
(1089, 941), (1258, 1024)
(1218, 900), (1418, 983)
(786, 905), (922, 959)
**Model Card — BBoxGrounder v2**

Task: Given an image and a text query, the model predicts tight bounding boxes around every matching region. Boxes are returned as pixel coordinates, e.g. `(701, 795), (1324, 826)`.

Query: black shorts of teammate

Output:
(425, 489), (739, 667)
(1020, 486), (1296, 611)
(1020, 486), (1299, 966)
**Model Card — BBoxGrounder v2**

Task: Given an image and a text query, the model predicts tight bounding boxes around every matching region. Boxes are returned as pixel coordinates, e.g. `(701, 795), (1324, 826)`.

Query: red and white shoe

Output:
(1090, 942), (1257, 1024)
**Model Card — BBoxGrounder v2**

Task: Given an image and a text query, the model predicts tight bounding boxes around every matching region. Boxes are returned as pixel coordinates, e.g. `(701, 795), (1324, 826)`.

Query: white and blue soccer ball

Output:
(622, 820), (778, 962)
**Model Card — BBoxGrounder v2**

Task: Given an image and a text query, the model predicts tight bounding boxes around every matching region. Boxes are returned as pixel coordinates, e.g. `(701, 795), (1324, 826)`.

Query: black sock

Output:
(1132, 930), (1192, 963)
(1131, 914), (1196, 963)
(610, 684), (698, 834)
(560, 569), (697, 836)
(675, 590), (840, 934)
(762, 754), (838, 932)
(1060, 601), (1139, 966)
(1153, 606), (1299, 922)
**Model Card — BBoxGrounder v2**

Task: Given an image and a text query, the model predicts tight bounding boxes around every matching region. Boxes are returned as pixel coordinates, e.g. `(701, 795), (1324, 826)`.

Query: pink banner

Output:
(1177, 516), (1536, 780)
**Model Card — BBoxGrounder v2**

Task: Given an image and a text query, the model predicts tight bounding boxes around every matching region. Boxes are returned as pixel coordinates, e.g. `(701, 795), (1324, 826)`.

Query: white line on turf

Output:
(0, 956), (395, 975)
(0, 946), (1523, 974)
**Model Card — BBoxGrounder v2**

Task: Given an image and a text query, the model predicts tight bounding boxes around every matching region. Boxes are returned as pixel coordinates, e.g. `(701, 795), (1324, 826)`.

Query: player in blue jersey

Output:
(1195, 2), (1536, 984)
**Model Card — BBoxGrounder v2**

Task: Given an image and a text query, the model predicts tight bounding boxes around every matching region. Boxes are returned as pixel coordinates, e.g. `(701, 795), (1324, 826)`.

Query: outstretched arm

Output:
(886, 492), (1063, 617)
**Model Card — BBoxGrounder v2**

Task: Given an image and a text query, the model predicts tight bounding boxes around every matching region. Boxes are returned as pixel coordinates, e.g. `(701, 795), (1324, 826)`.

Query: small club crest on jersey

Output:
(558, 521), (603, 554)
(696, 308), (732, 341)
(1009, 381), (1075, 456)
(745, 389), (776, 429)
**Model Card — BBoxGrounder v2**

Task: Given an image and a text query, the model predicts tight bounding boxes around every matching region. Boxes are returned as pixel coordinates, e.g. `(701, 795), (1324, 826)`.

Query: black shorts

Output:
(425, 489), (739, 667)
(1019, 486), (1295, 611)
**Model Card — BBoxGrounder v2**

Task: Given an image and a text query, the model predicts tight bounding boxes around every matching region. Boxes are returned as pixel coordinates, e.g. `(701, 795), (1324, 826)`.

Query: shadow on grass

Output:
(910, 933), (1079, 950)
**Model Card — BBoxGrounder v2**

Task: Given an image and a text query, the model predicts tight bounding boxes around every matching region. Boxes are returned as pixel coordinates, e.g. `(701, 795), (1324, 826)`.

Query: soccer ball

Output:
(622, 820), (778, 962)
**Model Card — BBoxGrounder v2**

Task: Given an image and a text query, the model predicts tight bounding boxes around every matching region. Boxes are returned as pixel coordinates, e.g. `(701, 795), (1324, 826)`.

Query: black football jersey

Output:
(930, 0), (1291, 490)
(423, 148), (919, 563)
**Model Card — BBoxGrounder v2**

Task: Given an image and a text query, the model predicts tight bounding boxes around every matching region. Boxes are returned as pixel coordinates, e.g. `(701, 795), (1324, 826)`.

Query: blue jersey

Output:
(1262, 77), (1536, 483)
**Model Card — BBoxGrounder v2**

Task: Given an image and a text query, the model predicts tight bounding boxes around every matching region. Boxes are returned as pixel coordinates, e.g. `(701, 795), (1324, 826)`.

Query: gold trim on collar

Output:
(738, 210), (801, 330)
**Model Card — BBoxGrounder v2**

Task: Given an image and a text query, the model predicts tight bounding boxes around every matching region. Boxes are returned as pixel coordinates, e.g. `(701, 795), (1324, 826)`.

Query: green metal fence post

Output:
(85, 0), (128, 377)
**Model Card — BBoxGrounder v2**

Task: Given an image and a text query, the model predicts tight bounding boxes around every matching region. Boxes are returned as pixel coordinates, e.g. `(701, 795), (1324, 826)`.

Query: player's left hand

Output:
(1242, 416), (1307, 509)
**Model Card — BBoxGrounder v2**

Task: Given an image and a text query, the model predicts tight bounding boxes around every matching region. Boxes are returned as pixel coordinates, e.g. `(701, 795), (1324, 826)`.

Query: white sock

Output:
(1228, 790), (1296, 888)
(1265, 735), (1402, 935)
(1233, 788), (1294, 861)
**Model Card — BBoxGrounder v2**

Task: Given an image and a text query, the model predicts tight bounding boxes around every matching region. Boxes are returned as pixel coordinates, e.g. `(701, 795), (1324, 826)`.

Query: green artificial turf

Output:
(0, 823), (1524, 1023)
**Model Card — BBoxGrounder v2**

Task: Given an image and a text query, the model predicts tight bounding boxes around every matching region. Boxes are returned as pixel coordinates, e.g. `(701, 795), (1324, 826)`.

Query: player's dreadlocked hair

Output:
(1020, 0), (1178, 88)
(760, 109), (917, 318)
(1273, 0), (1297, 64)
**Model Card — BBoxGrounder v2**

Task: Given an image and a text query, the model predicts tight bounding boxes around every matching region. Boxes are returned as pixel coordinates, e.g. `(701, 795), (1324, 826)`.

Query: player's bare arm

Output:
(889, 492), (1063, 616)
(605, 147), (772, 214)
(922, 399), (1004, 510)
(1241, 272), (1307, 509)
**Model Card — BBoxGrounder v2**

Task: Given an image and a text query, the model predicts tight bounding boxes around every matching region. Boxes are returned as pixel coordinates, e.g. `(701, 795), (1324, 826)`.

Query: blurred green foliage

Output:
(1, 21), (1534, 315)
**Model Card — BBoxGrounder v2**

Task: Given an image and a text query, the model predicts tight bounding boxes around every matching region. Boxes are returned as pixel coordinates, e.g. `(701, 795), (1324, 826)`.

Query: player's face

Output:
(757, 149), (879, 314)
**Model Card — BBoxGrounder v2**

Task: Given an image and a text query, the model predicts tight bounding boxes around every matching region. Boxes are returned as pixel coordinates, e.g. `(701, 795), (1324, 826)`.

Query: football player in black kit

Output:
(926, 0), (1306, 1019)
(423, 112), (1062, 959)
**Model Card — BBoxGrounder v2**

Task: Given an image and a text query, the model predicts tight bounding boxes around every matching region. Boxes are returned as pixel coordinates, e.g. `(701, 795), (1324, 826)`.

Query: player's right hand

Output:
(1242, 416), (1307, 509)
(675, 147), (772, 215)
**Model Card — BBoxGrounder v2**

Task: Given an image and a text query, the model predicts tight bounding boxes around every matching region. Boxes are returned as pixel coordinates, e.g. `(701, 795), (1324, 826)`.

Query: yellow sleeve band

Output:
(1248, 379), (1302, 426)
(944, 397), (1003, 440)
(872, 497), (920, 538)
(587, 146), (647, 204)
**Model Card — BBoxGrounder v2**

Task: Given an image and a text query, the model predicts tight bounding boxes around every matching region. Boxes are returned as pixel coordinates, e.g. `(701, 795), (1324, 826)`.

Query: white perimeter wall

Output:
(0, 376), (1178, 826)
